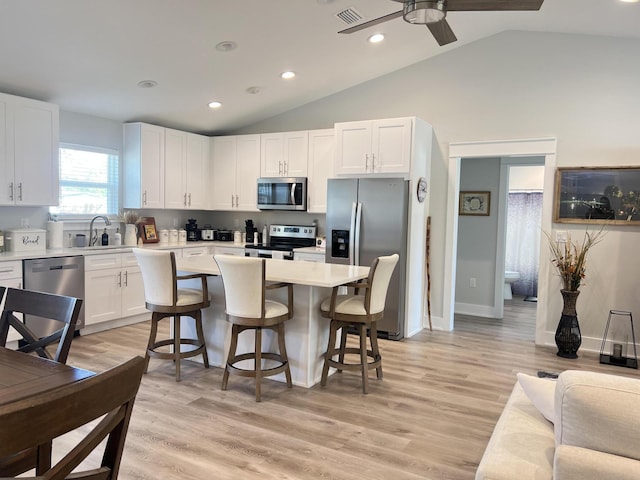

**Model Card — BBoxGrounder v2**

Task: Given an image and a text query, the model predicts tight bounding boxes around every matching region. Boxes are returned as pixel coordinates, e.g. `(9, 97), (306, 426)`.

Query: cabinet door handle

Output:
(9, 182), (13, 201)
(184, 193), (187, 206)
(235, 194), (239, 207)
(18, 183), (23, 201)
(365, 154), (369, 171)
(278, 161), (282, 176)
(117, 271), (122, 287)
(231, 194), (234, 207)
(371, 153), (375, 172)
(143, 190), (147, 206)
(124, 270), (128, 287)
(283, 161), (288, 176)
(188, 193), (191, 206)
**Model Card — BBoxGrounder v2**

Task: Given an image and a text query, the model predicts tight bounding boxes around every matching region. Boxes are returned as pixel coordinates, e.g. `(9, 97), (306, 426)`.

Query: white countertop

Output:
(176, 256), (369, 288)
(0, 241), (244, 262)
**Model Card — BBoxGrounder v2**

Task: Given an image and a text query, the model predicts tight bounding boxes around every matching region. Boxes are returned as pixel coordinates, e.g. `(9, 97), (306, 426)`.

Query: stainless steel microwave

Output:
(257, 177), (307, 211)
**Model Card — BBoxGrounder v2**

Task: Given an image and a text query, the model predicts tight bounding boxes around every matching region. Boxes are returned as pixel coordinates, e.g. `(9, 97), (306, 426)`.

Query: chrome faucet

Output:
(89, 215), (112, 246)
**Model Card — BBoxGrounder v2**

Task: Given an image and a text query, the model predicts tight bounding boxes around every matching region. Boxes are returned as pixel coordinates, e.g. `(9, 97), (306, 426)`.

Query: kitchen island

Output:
(176, 256), (370, 388)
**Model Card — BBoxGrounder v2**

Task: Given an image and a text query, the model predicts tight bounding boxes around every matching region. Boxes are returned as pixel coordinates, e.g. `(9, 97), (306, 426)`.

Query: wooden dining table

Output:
(0, 347), (94, 407)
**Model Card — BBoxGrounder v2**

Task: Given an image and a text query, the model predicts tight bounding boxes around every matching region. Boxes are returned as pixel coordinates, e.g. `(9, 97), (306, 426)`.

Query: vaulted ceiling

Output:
(1, 0), (638, 135)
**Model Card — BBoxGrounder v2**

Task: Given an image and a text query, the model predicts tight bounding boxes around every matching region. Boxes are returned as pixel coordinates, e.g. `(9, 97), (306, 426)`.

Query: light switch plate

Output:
(555, 231), (567, 243)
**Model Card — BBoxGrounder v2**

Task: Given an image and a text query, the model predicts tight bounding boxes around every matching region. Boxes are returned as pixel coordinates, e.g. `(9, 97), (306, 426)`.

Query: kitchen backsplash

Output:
(0, 206), (326, 244)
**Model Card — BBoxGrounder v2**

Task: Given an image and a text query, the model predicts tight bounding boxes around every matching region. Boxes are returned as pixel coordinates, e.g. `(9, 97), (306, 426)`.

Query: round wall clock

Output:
(417, 177), (427, 203)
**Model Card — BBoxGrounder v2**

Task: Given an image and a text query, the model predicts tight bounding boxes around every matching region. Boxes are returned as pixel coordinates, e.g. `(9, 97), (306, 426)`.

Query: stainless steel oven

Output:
(257, 177), (307, 211)
(244, 224), (316, 260)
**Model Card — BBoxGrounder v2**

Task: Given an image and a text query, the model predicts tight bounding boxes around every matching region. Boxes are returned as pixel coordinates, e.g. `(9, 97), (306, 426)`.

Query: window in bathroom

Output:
(49, 144), (119, 218)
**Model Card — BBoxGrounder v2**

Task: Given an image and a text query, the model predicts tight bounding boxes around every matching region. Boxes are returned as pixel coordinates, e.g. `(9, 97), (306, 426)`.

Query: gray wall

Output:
(456, 158), (500, 310)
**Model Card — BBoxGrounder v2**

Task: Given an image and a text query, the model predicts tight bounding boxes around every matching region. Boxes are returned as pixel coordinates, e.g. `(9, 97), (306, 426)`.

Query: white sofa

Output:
(475, 370), (640, 480)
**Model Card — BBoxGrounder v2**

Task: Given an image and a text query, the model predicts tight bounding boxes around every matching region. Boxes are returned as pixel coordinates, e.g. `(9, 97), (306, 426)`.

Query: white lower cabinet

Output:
(84, 253), (146, 326)
(293, 251), (325, 263)
(0, 260), (23, 342)
(212, 246), (246, 257)
(182, 246), (210, 257)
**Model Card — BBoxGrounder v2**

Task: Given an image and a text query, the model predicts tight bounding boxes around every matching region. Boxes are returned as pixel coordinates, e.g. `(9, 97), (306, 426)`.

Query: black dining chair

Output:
(0, 356), (145, 479)
(0, 287), (83, 364)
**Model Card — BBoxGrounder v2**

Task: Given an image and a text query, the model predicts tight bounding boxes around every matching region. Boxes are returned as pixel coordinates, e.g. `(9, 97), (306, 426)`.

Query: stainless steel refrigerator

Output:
(325, 178), (408, 340)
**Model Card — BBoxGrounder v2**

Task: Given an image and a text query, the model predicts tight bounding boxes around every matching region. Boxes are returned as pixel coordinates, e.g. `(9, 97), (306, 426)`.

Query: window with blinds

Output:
(49, 144), (119, 217)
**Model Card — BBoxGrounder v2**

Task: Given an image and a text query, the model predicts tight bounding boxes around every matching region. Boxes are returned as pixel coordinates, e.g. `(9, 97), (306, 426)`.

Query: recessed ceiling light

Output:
(208, 101), (222, 109)
(137, 80), (157, 88)
(281, 71), (296, 80)
(215, 41), (237, 52)
(246, 86), (262, 95)
(619, 0), (638, 3)
(368, 33), (385, 44)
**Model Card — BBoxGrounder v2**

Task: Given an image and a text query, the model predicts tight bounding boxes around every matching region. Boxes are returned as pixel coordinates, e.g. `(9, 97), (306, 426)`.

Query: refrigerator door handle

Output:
(354, 202), (362, 266)
(349, 201), (357, 265)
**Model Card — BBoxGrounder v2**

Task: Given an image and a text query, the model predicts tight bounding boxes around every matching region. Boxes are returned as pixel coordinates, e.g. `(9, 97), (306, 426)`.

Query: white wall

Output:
(237, 31), (640, 346)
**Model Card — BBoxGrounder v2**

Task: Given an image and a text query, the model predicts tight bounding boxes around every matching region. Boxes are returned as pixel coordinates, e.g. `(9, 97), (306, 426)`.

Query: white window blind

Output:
(50, 144), (119, 217)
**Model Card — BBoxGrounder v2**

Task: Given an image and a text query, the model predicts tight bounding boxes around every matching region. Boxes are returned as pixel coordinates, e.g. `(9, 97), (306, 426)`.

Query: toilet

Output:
(504, 271), (520, 300)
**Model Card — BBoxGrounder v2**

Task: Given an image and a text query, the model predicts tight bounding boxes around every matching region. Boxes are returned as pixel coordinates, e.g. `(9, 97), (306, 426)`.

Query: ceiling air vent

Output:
(335, 7), (363, 26)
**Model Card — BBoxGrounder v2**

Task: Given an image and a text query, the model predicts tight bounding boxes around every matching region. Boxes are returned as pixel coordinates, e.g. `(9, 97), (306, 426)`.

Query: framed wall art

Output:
(459, 191), (491, 216)
(554, 166), (640, 225)
(139, 217), (159, 243)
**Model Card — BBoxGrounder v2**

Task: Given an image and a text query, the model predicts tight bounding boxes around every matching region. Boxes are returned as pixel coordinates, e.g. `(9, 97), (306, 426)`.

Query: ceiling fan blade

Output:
(446, 0), (544, 11)
(338, 10), (403, 34)
(427, 19), (457, 46)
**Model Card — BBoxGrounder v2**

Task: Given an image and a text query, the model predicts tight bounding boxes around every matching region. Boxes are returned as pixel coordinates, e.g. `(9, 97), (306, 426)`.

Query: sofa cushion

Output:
(554, 370), (640, 462)
(475, 382), (554, 480)
(517, 373), (556, 423)
(554, 445), (640, 480)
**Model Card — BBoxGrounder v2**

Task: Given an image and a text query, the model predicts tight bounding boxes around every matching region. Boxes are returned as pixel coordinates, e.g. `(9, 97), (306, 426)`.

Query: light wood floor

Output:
(58, 297), (639, 480)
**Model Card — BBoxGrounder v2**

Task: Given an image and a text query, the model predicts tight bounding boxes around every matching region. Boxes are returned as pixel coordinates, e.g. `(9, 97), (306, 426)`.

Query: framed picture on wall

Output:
(554, 166), (640, 225)
(140, 217), (159, 243)
(459, 191), (491, 216)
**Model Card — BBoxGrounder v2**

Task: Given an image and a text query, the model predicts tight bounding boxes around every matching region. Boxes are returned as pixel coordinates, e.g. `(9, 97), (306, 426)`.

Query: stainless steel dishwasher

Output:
(23, 256), (85, 337)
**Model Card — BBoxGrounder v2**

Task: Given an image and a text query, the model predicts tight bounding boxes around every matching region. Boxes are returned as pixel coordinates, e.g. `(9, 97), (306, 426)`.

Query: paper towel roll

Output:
(47, 221), (64, 249)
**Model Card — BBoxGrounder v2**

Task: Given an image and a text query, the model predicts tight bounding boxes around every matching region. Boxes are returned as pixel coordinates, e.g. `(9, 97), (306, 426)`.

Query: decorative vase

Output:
(124, 224), (138, 246)
(555, 289), (582, 358)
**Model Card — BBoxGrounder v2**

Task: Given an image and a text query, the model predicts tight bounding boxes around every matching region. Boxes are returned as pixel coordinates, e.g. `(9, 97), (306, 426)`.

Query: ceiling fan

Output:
(339, 0), (545, 46)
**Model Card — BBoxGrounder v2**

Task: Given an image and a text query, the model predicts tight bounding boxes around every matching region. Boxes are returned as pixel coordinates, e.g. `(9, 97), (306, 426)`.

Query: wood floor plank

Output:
(49, 297), (639, 479)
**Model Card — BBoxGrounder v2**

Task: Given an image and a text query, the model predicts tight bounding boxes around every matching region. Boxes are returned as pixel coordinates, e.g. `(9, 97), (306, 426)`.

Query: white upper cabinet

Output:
(210, 134), (260, 211)
(260, 131), (308, 178)
(164, 128), (187, 210)
(0, 93), (59, 206)
(334, 117), (412, 176)
(307, 129), (335, 213)
(184, 133), (209, 209)
(123, 122), (165, 209)
(164, 129), (208, 210)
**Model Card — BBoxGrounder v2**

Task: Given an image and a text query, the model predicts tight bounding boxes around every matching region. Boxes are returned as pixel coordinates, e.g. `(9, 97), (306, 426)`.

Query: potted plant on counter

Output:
(120, 210), (140, 246)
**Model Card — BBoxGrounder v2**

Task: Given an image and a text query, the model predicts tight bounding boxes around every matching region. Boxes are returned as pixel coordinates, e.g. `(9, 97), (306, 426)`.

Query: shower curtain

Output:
(505, 192), (543, 298)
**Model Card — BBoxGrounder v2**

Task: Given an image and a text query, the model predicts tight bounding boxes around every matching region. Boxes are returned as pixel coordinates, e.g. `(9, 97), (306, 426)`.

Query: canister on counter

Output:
(169, 229), (179, 245)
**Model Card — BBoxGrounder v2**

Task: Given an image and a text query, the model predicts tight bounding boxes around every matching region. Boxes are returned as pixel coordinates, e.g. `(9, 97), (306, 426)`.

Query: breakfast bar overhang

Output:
(176, 257), (370, 388)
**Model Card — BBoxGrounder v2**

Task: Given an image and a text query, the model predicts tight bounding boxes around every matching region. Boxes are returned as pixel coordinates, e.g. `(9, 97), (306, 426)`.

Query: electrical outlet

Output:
(555, 230), (567, 243)
(470, 277), (477, 288)
(173, 218), (178, 227)
(20, 218), (29, 227)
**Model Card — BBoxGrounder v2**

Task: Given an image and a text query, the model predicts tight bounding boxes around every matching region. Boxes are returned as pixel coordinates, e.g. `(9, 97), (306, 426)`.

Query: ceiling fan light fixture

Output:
(403, 0), (446, 25)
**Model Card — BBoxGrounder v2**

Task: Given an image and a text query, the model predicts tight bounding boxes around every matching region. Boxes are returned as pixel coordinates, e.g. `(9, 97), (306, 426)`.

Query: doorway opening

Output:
(442, 138), (557, 346)
(504, 163), (544, 305)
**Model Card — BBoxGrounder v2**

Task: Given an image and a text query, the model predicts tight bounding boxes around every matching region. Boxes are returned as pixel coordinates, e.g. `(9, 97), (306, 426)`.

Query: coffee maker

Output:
(185, 218), (200, 242)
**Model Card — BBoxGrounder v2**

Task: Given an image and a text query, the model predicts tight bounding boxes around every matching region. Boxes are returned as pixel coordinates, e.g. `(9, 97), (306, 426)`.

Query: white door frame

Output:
(442, 137), (557, 345)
